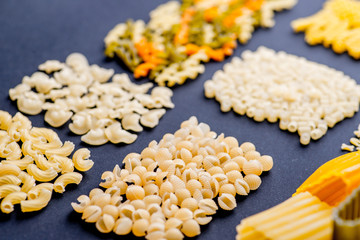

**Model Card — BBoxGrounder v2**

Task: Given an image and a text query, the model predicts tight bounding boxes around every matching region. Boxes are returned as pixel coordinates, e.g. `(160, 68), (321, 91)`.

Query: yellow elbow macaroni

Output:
(0, 110), (93, 213)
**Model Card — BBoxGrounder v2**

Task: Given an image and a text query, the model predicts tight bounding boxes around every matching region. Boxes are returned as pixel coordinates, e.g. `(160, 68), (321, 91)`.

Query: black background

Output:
(0, 0), (358, 239)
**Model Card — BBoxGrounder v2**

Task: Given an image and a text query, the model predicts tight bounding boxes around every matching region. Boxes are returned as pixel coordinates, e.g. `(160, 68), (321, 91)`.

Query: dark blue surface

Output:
(0, 0), (358, 239)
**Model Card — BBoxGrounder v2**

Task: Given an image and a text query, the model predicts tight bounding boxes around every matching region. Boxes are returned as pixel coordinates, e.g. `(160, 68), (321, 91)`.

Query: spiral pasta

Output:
(0, 111), (93, 213)
(72, 116), (273, 238)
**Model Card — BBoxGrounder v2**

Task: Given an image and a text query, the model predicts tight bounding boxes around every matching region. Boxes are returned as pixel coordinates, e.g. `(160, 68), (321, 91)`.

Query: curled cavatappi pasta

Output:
(72, 116), (273, 238)
(9, 53), (174, 146)
(0, 111), (93, 213)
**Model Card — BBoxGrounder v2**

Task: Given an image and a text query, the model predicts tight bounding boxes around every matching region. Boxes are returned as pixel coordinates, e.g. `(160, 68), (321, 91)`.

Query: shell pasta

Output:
(0, 110), (93, 213)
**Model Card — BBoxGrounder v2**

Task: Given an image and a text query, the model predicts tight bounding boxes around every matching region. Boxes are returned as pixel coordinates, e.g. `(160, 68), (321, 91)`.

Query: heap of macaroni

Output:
(72, 116), (273, 239)
(9, 53), (174, 146)
(105, 0), (297, 87)
(0, 110), (93, 213)
(292, 0), (360, 59)
(236, 151), (360, 239)
(204, 46), (360, 145)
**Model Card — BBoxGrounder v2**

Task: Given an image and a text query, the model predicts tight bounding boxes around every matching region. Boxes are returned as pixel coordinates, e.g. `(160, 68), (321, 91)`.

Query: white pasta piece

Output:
(48, 155), (74, 174)
(8, 83), (31, 101)
(71, 195), (91, 213)
(44, 109), (73, 127)
(69, 112), (93, 135)
(140, 109), (166, 128)
(45, 141), (75, 157)
(1, 191), (27, 213)
(90, 65), (114, 83)
(81, 128), (108, 146)
(38, 60), (65, 74)
(121, 113), (143, 132)
(104, 122), (137, 144)
(20, 189), (52, 212)
(32, 72), (62, 94)
(72, 148), (94, 172)
(54, 172), (83, 193)
(16, 91), (44, 115)
(66, 53), (89, 74)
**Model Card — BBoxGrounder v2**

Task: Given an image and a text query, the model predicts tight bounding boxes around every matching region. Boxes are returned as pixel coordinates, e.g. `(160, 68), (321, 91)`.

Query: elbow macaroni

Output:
(0, 111), (93, 213)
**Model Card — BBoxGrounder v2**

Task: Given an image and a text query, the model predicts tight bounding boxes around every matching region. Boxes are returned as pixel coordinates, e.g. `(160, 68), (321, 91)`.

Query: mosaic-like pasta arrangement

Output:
(236, 151), (360, 240)
(0, 110), (93, 213)
(72, 116), (273, 239)
(204, 46), (360, 145)
(9, 53), (174, 146)
(104, 0), (297, 87)
(292, 0), (360, 59)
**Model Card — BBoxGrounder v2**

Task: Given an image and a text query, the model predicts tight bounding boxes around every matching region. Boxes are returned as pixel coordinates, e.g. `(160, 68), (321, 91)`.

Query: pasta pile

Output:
(204, 46), (360, 145)
(72, 116), (274, 239)
(9, 53), (174, 146)
(341, 123), (360, 152)
(236, 151), (360, 239)
(0, 110), (93, 213)
(104, 0), (297, 87)
(235, 192), (333, 240)
(292, 0), (360, 59)
(333, 185), (360, 240)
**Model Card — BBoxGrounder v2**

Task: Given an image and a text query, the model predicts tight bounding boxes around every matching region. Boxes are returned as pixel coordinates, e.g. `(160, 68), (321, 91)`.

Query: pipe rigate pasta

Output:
(72, 116), (273, 238)
(105, 0), (297, 87)
(204, 46), (360, 145)
(0, 111), (93, 213)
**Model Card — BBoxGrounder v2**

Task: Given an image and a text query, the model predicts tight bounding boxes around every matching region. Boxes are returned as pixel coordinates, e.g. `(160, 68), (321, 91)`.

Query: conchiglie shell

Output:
(232, 156), (246, 169)
(223, 136), (239, 149)
(218, 193), (237, 210)
(148, 221), (165, 233)
(114, 217), (133, 235)
(240, 142), (255, 153)
(146, 203), (162, 215)
(244, 150), (261, 161)
(194, 209), (212, 225)
(119, 204), (135, 218)
(131, 199), (146, 210)
(244, 174), (262, 190)
(174, 208), (193, 222)
(96, 214), (115, 233)
(162, 199), (179, 218)
(223, 161), (240, 173)
(234, 178), (250, 195)
(110, 195), (123, 207)
(203, 155), (220, 170)
(242, 160), (263, 176)
(169, 175), (186, 189)
(159, 180), (174, 196)
(140, 157), (155, 168)
(219, 183), (236, 197)
(181, 219), (201, 237)
(229, 147), (243, 158)
(155, 148), (172, 163)
(207, 166), (224, 175)
(217, 152), (231, 165)
(124, 174), (142, 185)
(132, 166), (147, 177)
(162, 192), (178, 206)
(82, 205), (102, 223)
(143, 195), (162, 206)
(180, 148), (192, 164)
(155, 171), (168, 186)
(165, 228), (184, 240)
(181, 197), (198, 212)
(258, 155), (274, 171)
(185, 179), (202, 196)
(141, 147), (156, 160)
(146, 230), (166, 240)
(173, 158), (185, 170)
(158, 160), (173, 172)
(89, 188), (103, 199)
(104, 186), (120, 197)
(71, 195), (90, 213)
(132, 208), (150, 221)
(191, 155), (203, 167)
(126, 185), (145, 200)
(226, 170), (243, 183)
(132, 219), (149, 237)
(165, 218), (183, 230)
(181, 168), (197, 182)
(176, 140), (193, 151)
(142, 172), (157, 184)
(201, 189), (213, 199)
(175, 188), (191, 205)
(112, 180), (127, 195)
(212, 173), (228, 186)
(92, 193), (111, 209)
(198, 199), (218, 215)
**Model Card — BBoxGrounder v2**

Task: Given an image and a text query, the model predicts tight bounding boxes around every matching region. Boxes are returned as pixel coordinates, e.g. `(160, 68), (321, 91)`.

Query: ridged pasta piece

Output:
(0, 184), (21, 198)
(0, 163), (21, 176)
(236, 192), (333, 240)
(1, 155), (34, 170)
(294, 151), (360, 206)
(1, 191), (27, 213)
(53, 172), (83, 193)
(20, 189), (52, 212)
(72, 148), (94, 172)
(26, 164), (58, 182)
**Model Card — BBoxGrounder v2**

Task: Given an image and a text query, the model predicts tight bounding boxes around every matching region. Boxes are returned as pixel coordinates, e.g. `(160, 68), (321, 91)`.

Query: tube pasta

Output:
(20, 189), (52, 212)
(0, 184), (21, 198)
(73, 116), (273, 238)
(1, 191), (27, 213)
(26, 164), (58, 182)
(54, 172), (83, 193)
(1, 155), (34, 170)
(27, 183), (54, 200)
(72, 148), (94, 172)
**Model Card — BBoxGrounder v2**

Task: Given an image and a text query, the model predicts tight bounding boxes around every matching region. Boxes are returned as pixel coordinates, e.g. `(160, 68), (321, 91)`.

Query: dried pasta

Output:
(204, 46), (360, 145)
(341, 123), (360, 152)
(0, 110), (93, 213)
(72, 116), (273, 238)
(292, 0), (360, 59)
(105, 0), (297, 86)
(9, 53), (174, 146)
